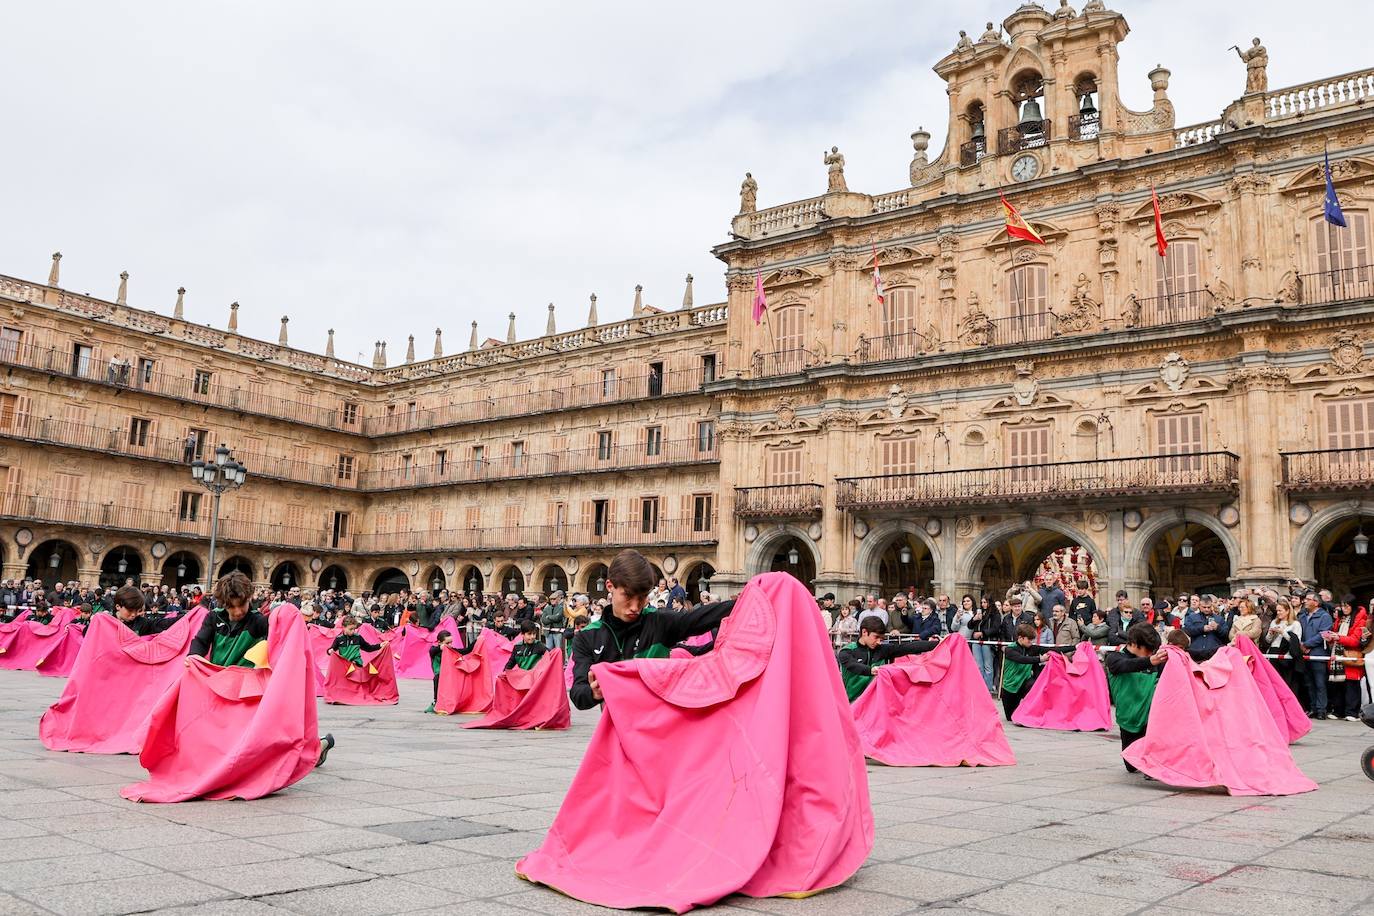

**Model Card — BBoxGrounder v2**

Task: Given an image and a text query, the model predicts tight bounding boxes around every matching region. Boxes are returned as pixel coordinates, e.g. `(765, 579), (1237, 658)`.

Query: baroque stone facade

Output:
(2, 1), (1373, 603)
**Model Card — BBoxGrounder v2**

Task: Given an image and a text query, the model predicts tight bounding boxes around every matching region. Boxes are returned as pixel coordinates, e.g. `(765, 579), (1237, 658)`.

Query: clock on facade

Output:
(1011, 154), (1040, 181)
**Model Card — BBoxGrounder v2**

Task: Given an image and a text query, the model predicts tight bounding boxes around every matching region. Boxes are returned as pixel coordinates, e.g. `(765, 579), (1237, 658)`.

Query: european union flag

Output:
(1324, 150), (1347, 228)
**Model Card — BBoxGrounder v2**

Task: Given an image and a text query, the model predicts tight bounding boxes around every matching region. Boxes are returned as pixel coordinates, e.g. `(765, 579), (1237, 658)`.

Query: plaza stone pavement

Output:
(0, 673), (1372, 916)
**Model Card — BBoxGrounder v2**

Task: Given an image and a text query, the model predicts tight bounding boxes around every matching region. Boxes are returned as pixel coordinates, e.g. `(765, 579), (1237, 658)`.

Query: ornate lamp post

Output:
(191, 443), (247, 592)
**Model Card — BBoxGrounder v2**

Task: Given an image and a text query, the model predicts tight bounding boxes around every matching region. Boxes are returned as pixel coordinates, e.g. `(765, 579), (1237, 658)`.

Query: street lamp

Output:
(899, 545), (913, 565)
(191, 442), (247, 592)
(787, 546), (800, 566)
(48, 550), (60, 569)
(595, 576), (606, 592)
(116, 550), (128, 574)
(1355, 522), (1369, 557)
(432, 577), (442, 592)
(550, 578), (562, 593)
(467, 576), (478, 593)
(1179, 537), (1194, 559)
(507, 575), (518, 593)
(329, 576), (339, 589)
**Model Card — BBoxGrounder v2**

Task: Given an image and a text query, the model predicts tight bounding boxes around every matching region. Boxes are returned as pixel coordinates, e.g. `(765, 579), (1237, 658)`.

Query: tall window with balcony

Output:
(511, 440), (526, 470)
(876, 287), (920, 359)
(640, 496), (660, 535)
(647, 362), (664, 397)
(591, 498), (611, 538)
(341, 401), (359, 428)
(1153, 238), (1202, 320)
(700, 353), (717, 384)
(192, 369), (212, 396)
(767, 446), (803, 486)
(71, 343), (93, 378)
(332, 511), (351, 549)
(128, 417), (151, 449)
(770, 306), (805, 374)
(471, 445), (485, 470)
(601, 368), (617, 399)
(0, 394), (27, 432)
(1326, 396), (1374, 468)
(136, 357), (154, 387)
(644, 426), (662, 458)
(692, 494), (714, 533)
(597, 430), (613, 461)
(1309, 211), (1370, 304)
(336, 454), (354, 483)
(178, 490), (201, 523)
(0, 327), (21, 362)
(1006, 424), (1051, 484)
(1156, 411), (1203, 473)
(435, 449), (447, 476)
(697, 420), (715, 454)
(1006, 263), (1050, 341)
(879, 436), (920, 491)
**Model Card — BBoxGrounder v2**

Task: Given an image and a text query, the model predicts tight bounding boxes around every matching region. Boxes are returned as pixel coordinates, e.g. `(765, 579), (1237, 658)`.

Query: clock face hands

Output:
(1012, 155), (1039, 181)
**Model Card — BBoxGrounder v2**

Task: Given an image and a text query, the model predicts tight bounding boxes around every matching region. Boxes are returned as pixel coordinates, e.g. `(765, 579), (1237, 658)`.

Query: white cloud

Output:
(1, 1), (1364, 362)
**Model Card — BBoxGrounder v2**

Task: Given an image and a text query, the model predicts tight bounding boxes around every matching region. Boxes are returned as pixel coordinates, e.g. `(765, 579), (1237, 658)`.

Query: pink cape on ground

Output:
(516, 572), (872, 914)
(0, 607), (80, 671)
(322, 623), (399, 705)
(435, 628), (513, 715)
(120, 603), (320, 803)
(40, 609), (208, 754)
(393, 619), (463, 679)
(463, 649), (570, 730)
(1011, 641), (1112, 732)
(36, 616), (85, 677)
(1231, 633), (1311, 744)
(306, 623), (339, 697)
(1123, 645), (1318, 796)
(852, 634), (1015, 767)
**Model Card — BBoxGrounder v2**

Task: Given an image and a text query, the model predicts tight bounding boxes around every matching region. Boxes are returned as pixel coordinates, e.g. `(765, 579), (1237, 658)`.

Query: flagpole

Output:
(1325, 143), (1343, 301)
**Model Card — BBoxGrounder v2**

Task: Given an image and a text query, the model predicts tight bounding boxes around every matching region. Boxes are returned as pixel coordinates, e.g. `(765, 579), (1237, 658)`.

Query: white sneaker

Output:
(1344, 715), (1359, 722)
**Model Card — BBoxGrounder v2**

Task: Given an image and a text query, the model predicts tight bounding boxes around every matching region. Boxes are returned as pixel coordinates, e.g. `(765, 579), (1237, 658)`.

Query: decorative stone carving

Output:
(743, 525), (759, 543)
(1276, 265), (1302, 303)
(808, 522), (823, 541)
(1124, 293), (1142, 328)
(853, 519), (869, 539)
(775, 397), (798, 429)
(1330, 330), (1364, 375)
(1160, 352), (1189, 392)
(662, 555), (677, 574)
(738, 172), (757, 215)
(14, 528), (33, 546)
(977, 21), (1001, 43)
(954, 29), (973, 51)
(442, 558), (456, 576)
(1094, 204), (1119, 237)
(824, 146), (847, 193)
(886, 384), (909, 419)
(909, 128), (937, 186)
(309, 556), (323, 573)
(1233, 37), (1268, 94)
(150, 541), (167, 559)
(1054, 273), (1099, 333)
(819, 408), (860, 430)
(955, 516), (974, 537)
(1086, 511), (1108, 532)
(924, 518), (942, 538)
(87, 537), (105, 560)
(1012, 361), (1039, 407)
(1218, 505), (1241, 528)
(1289, 501), (1312, 525)
(960, 293), (994, 347)
(1123, 510), (1143, 531)
(566, 556), (579, 573)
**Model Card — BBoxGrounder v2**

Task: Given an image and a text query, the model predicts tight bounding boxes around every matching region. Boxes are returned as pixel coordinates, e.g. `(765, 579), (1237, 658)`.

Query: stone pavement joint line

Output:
(1, 671), (1373, 916)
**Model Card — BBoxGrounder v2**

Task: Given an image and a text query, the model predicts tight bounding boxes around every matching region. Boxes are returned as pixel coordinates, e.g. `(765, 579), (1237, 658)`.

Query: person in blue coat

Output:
(1297, 590), (1334, 719)
(1181, 595), (1231, 658)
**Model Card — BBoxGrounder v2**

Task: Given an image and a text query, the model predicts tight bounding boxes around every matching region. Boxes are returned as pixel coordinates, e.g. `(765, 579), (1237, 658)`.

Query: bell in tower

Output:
(1078, 91), (1098, 119)
(1018, 97), (1043, 128)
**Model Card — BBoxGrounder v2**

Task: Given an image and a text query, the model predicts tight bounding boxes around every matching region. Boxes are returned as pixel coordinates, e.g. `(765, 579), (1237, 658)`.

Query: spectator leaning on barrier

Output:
(1298, 591), (1334, 719)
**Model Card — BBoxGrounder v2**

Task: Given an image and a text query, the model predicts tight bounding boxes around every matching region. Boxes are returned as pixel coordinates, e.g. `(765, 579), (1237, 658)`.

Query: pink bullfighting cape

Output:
(435, 627), (513, 715)
(1231, 633), (1311, 744)
(322, 623), (399, 705)
(852, 633), (1015, 767)
(394, 619), (463, 679)
(0, 607), (80, 671)
(516, 572), (873, 913)
(1011, 641), (1112, 732)
(463, 648), (570, 730)
(39, 608), (208, 754)
(120, 603), (320, 803)
(1123, 645), (1318, 796)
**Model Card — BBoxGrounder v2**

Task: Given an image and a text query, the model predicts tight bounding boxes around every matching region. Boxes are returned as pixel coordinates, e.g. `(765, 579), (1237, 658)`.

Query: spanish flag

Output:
(1000, 191), (1045, 245)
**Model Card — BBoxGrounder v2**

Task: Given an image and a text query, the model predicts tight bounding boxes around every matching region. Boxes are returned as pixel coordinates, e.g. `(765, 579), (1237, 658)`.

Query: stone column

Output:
(2, 561), (29, 582)
(1232, 366), (1291, 583)
(1230, 173), (1272, 305)
(816, 409), (860, 599)
(140, 572), (164, 588)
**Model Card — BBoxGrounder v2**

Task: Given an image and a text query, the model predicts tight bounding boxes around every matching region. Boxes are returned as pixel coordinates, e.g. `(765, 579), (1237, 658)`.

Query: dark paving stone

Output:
(368, 816), (511, 843)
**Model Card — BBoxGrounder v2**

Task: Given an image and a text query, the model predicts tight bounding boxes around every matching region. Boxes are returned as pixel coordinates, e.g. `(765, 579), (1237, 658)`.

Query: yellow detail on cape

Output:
(242, 639), (271, 669)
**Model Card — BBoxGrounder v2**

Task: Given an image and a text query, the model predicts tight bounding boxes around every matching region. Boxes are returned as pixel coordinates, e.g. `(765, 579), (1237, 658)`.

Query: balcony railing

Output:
(361, 365), (713, 436)
(1281, 446), (1374, 491)
(959, 138), (987, 167)
(352, 517), (718, 555)
(1294, 263), (1374, 307)
(998, 120), (1050, 155)
(734, 484), (824, 521)
(0, 337), (351, 431)
(1128, 288), (1218, 327)
(836, 451), (1239, 511)
(752, 348), (815, 378)
(0, 494), (332, 551)
(360, 438), (718, 490)
(988, 311), (1058, 346)
(1068, 112), (1100, 141)
(855, 329), (937, 364)
(0, 415), (352, 490)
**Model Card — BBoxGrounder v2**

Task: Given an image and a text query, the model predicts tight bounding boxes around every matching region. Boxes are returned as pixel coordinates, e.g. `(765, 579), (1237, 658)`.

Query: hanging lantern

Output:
(329, 576), (339, 589)
(899, 545), (912, 565)
(1179, 537), (1194, 559)
(507, 576), (517, 593)
(1355, 525), (1369, 557)
(48, 551), (60, 568)
(176, 561), (187, 578)
(595, 576), (606, 592)
(787, 546), (800, 566)
(116, 551), (128, 574)
(551, 579), (562, 593)
(282, 570), (291, 585)
(432, 578), (441, 592)
(467, 577), (478, 593)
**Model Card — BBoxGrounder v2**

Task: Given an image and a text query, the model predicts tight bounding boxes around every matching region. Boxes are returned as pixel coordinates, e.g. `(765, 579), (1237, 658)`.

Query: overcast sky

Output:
(2, 1), (1366, 365)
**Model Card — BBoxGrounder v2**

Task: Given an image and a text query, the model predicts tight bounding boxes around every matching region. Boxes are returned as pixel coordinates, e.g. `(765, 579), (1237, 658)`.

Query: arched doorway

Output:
(319, 564), (349, 591)
(99, 546), (144, 588)
(28, 539), (79, 584)
(496, 566), (525, 596)
(1144, 523), (1233, 598)
(270, 561), (301, 590)
(540, 564), (568, 595)
(961, 518), (1103, 600)
(217, 555), (254, 579)
(162, 551), (201, 590)
(684, 561), (715, 602)
(583, 563), (609, 600)
(458, 565), (484, 596)
(768, 536), (817, 589)
(421, 565), (446, 594)
(1312, 517), (1374, 607)
(371, 567), (409, 595)
(875, 533), (935, 597)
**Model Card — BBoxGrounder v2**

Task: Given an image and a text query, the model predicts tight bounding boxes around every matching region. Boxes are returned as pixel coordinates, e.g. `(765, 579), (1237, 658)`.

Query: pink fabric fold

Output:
(40, 609), (209, 754)
(0, 607), (80, 670)
(463, 649), (570, 730)
(35, 621), (85, 677)
(516, 572), (872, 913)
(322, 626), (399, 706)
(1011, 642), (1112, 732)
(1123, 645), (1318, 795)
(120, 603), (320, 803)
(1231, 633), (1311, 744)
(852, 634), (1015, 767)
(435, 628), (513, 714)
(393, 620), (464, 679)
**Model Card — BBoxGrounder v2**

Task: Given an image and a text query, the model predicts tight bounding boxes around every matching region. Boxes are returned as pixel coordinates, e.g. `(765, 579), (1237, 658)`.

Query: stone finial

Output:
(278, 315), (289, 346)
(1149, 64), (1172, 101)
(380, 341), (388, 366)
(371, 341), (382, 367)
(587, 293), (598, 328)
(682, 274), (694, 310)
(468, 321), (478, 351)
(632, 284), (643, 316)
(405, 334), (415, 363)
(546, 302), (556, 337)
(325, 328), (335, 359)
(506, 312), (517, 344)
(228, 301), (239, 332)
(173, 287), (185, 320)
(433, 328), (443, 358)
(47, 252), (61, 287)
(116, 271), (129, 305)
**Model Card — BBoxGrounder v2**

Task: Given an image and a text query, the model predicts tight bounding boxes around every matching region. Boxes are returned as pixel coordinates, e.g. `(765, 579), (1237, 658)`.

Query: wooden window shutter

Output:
(882, 288), (918, 337)
(14, 396), (30, 430)
(429, 507), (444, 531)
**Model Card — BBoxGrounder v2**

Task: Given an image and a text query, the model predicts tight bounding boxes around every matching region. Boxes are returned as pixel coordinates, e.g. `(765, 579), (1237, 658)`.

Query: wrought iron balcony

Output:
(1281, 446), (1374, 491)
(1067, 112), (1100, 141)
(836, 451), (1239, 511)
(998, 120), (1050, 155)
(352, 517), (718, 555)
(360, 437), (719, 490)
(959, 138), (987, 167)
(734, 484), (824, 521)
(1293, 264), (1374, 307)
(855, 330), (938, 364)
(988, 311), (1058, 346)
(752, 347), (816, 378)
(1126, 288), (1218, 328)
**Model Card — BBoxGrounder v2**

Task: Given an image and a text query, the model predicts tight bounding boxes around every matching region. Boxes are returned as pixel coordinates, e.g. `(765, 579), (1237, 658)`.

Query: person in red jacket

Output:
(1328, 597), (1367, 721)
